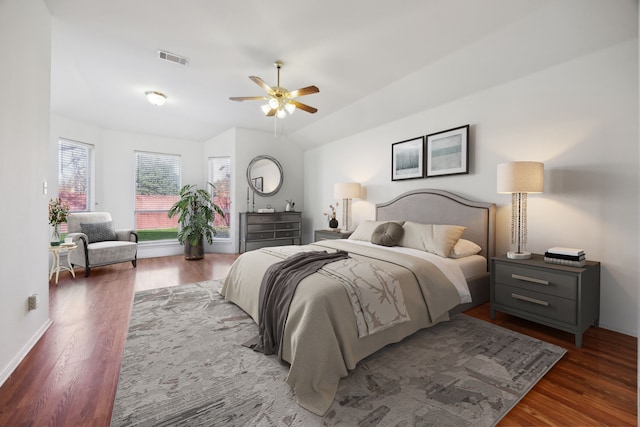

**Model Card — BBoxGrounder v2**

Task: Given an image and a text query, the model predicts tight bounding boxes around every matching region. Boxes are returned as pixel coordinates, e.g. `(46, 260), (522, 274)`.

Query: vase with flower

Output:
(323, 202), (339, 229)
(49, 198), (70, 246)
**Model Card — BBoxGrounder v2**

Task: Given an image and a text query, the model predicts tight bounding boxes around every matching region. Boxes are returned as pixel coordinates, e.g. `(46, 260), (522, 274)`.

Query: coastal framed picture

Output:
(425, 125), (469, 177)
(391, 136), (424, 181)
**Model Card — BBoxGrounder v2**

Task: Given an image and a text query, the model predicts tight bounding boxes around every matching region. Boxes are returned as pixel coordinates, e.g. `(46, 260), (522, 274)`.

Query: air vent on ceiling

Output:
(157, 50), (189, 66)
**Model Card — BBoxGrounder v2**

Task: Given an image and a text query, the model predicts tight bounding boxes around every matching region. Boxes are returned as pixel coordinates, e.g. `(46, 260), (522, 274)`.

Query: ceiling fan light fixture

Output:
(145, 90), (167, 106)
(284, 102), (296, 115)
(268, 97), (280, 109)
(276, 108), (287, 119)
(261, 104), (272, 115)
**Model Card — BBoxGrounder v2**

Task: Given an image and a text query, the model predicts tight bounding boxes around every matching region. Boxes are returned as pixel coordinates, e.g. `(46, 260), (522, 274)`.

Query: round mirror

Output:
(247, 155), (283, 196)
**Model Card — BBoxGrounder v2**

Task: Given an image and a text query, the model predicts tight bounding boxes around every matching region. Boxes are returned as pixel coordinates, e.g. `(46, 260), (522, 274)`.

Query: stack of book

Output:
(544, 247), (586, 267)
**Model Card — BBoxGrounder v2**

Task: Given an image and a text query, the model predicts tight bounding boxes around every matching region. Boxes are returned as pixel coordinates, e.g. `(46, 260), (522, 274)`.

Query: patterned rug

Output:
(111, 280), (566, 426)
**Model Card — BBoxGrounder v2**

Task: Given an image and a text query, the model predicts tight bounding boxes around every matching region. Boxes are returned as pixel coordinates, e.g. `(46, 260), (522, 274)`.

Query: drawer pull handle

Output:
(511, 293), (549, 307)
(512, 273), (549, 286)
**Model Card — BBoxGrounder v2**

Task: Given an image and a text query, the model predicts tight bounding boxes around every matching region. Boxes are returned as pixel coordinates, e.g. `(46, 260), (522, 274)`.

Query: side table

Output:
(314, 229), (353, 241)
(490, 254), (600, 347)
(49, 244), (77, 284)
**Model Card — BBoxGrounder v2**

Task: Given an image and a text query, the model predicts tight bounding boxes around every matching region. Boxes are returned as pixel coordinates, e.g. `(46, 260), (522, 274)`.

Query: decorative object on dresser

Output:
(333, 182), (361, 231)
(239, 211), (301, 253)
(490, 254), (600, 347)
(425, 124), (469, 177)
(314, 229), (353, 241)
(497, 161), (544, 259)
(544, 246), (586, 267)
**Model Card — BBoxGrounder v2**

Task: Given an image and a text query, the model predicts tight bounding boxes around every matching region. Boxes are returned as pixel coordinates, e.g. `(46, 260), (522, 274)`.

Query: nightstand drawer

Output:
(494, 263), (577, 300)
(494, 284), (576, 325)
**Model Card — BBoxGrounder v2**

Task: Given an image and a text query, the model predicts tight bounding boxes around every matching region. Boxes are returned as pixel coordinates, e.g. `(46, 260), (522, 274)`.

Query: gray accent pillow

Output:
(80, 221), (117, 243)
(371, 222), (404, 247)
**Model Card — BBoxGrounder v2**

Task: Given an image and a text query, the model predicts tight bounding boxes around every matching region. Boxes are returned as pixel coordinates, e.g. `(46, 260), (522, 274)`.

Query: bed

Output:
(220, 189), (496, 415)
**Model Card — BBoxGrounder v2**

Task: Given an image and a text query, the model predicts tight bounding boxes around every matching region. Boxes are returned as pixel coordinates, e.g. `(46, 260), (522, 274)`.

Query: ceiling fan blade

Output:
(287, 85), (319, 98)
(265, 108), (276, 117)
(249, 76), (275, 95)
(290, 100), (318, 114)
(229, 96), (269, 101)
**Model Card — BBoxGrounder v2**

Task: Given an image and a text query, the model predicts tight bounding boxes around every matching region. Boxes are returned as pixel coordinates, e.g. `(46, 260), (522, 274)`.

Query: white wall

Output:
(0, 0), (52, 385)
(302, 39), (639, 337)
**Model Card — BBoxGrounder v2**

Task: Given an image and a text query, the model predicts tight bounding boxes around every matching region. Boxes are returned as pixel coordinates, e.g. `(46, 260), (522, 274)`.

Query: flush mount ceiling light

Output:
(145, 91), (167, 106)
(229, 61), (319, 119)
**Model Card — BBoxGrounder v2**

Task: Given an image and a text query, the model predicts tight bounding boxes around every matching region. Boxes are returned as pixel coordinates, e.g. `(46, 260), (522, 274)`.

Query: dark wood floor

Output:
(0, 254), (636, 426)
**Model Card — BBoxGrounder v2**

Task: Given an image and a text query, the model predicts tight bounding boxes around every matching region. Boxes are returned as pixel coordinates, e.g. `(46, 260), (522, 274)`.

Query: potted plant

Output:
(168, 183), (225, 260)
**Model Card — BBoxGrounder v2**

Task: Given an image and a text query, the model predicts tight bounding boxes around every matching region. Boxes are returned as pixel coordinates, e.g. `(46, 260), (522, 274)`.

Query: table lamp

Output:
(497, 162), (544, 259)
(333, 183), (361, 232)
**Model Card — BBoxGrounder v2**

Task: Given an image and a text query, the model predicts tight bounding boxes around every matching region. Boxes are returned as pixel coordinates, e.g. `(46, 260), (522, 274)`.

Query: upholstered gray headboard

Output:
(376, 189), (496, 270)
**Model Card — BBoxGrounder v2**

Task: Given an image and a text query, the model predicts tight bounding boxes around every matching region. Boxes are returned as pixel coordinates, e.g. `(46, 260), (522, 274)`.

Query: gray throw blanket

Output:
(246, 250), (350, 359)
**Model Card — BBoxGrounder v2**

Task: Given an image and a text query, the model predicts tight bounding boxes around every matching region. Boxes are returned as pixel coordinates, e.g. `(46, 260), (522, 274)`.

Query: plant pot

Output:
(184, 237), (204, 260)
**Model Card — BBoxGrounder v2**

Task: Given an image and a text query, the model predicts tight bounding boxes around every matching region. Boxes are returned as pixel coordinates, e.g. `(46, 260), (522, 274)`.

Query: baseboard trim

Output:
(0, 318), (53, 387)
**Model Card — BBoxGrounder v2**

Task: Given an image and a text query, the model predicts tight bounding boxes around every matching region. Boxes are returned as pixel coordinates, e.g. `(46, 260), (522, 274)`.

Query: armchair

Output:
(66, 212), (138, 277)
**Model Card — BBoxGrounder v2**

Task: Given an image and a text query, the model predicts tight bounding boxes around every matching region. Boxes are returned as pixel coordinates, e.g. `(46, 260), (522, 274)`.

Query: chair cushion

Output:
(81, 221), (117, 243)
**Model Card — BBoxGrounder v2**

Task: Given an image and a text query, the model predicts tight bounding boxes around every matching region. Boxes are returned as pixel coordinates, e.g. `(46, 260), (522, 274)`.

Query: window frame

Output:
(134, 150), (181, 243)
(58, 138), (95, 213)
(208, 156), (232, 241)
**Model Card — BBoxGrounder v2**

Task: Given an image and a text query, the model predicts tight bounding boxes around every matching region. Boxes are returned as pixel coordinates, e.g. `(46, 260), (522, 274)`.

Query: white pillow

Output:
(449, 238), (482, 258)
(398, 222), (466, 257)
(348, 220), (405, 242)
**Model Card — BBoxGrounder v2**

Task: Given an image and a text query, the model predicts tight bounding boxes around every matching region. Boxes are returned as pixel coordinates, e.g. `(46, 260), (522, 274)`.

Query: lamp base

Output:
(507, 251), (532, 260)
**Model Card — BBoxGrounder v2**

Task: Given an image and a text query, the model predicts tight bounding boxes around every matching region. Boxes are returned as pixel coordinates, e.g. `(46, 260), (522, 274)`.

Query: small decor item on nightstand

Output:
(544, 247), (586, 267)
(324, 202), (339, 229)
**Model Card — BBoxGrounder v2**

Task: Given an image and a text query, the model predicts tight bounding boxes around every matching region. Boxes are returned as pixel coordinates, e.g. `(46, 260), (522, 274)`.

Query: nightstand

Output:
(314, 229), (353, 242)
(490, 254), (600, 347)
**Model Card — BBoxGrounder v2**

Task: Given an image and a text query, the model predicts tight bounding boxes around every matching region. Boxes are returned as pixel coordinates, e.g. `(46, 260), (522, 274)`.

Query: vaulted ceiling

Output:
(44, 0), (636, 148)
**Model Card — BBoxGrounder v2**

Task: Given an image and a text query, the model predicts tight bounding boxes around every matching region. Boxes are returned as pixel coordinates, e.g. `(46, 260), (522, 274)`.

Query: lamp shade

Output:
(497, 162), (544, 194)
(334, 183), (361, 199)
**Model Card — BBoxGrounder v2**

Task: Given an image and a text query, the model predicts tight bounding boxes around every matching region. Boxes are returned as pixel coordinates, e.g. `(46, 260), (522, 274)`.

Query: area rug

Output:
(111, 280), (566, 427)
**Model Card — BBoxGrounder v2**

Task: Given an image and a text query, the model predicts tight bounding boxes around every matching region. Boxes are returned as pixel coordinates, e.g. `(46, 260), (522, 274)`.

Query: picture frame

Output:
(252, 176), (263, 192)
(391, 136), (424, 181)
(425, 125), (469, 177)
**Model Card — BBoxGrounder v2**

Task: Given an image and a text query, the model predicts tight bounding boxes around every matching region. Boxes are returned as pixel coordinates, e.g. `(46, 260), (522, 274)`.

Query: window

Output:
(135, 151), (180, 242)
(209, 157), (231, 239)
(58, 138), (94, 212)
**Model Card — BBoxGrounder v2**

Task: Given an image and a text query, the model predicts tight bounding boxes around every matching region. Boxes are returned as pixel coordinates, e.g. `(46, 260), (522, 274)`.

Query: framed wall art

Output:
(425, 125), (469, 177)
(391, 136), (424, 181)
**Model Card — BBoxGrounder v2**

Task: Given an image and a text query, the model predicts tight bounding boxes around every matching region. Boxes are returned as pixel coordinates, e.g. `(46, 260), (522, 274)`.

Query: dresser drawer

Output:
(276, 230), (300, 239)
(494, 283), (576, 325)
(247, 223), (275, 232)
(494, 263), (577, 300)
(277, 213), (300, 222)
(276, 222), (299, 231)
(247, 232), (275, 240)
(246, 214), (276, 224)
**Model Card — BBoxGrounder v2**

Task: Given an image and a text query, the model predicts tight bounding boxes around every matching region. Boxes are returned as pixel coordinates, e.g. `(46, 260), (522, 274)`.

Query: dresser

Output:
(490, 254), (600, 347)
(239, 212), (302, 253)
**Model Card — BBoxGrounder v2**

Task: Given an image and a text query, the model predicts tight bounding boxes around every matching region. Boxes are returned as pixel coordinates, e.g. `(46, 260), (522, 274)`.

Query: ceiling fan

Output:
(229, 61), (319, 119)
